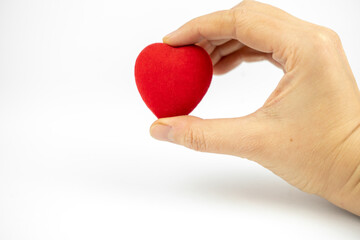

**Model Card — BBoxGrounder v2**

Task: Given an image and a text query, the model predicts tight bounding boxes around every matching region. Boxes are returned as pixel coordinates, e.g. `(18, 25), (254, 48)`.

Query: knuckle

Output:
(314, 27), (340, 43)
(230, 9), (246, 38)
(325, 28), (340, 42)
(183, 127), (208, 152)
(191, 16), (201, 30)
(234, 3), (250, 16)
(300, 26), (343, 61)
(231, 1), (258, 38)
(308, 27), (342, 50)
(239, 0), (254, 9)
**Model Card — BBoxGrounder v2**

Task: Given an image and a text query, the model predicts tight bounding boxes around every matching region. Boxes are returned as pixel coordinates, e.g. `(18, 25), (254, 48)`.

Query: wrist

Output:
(326, 121), (360, 216)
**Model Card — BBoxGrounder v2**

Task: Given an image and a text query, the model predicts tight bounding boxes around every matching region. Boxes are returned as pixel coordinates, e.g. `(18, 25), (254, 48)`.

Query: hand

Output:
(149, 0), (360, 215)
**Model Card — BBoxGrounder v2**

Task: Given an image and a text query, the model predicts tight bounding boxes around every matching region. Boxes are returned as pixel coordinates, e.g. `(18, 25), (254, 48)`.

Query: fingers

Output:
(196, 40), (216, 55)
(150, 115), (269, 159)
(213, 47), (283, 75)
(196, 39), (231, 55)
(210, 40), (244, 65)
(232, 0), (300, 24)
(196, 38), (282, 73)
(163, 10), (237, 46)
(163, 1), (296, 56)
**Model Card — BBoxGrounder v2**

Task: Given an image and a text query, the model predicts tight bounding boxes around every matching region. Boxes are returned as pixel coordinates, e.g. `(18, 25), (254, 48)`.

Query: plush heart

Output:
(134, 43), (213, 118)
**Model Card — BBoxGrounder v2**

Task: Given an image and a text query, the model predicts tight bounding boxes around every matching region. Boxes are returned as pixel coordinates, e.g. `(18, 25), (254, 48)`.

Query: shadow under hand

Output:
(179, 170), (359, 220)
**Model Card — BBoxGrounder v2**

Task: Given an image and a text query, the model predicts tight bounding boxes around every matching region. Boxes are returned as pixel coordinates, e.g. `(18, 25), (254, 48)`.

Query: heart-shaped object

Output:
(134, 43), (213, 118)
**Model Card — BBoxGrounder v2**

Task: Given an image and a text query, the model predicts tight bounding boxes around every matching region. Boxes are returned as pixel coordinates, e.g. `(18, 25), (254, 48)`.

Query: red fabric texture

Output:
(135, 43), (213, 118)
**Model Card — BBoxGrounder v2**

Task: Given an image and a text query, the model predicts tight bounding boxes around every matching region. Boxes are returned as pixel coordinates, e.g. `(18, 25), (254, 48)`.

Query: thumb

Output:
(150, 115), (268, 159)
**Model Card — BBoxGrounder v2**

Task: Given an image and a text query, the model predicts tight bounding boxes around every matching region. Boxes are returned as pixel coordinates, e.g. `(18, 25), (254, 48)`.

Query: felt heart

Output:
(134, 43), (213, 118)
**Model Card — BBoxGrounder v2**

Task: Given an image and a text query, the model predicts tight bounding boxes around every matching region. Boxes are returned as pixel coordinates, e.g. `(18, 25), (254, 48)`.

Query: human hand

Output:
(150, 0), (360, 215)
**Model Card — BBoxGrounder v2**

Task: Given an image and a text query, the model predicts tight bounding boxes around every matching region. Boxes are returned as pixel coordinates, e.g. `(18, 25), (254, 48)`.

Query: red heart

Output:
(135, 43), (213, 118)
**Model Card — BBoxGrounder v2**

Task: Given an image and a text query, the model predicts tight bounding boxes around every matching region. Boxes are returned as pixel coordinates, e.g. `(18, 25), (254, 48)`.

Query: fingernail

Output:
(150, 124), (173, 142)
(163, 30), (177, 42)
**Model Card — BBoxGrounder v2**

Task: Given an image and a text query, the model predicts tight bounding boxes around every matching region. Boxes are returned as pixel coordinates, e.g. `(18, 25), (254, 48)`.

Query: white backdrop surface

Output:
(0, 0), (359, 239)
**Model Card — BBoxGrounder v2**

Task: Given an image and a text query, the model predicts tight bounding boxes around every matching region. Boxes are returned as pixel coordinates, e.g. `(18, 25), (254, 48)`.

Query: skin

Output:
(149, 0), (360, 216)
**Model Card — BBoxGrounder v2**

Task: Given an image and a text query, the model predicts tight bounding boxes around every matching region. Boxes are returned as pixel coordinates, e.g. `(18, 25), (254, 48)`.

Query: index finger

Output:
(163, 7), (293, 55)
(163, 10), (236, 45)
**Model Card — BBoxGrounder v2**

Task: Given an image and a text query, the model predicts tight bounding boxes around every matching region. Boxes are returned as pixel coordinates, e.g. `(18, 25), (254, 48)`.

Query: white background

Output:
(0, 0), (359, 239)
